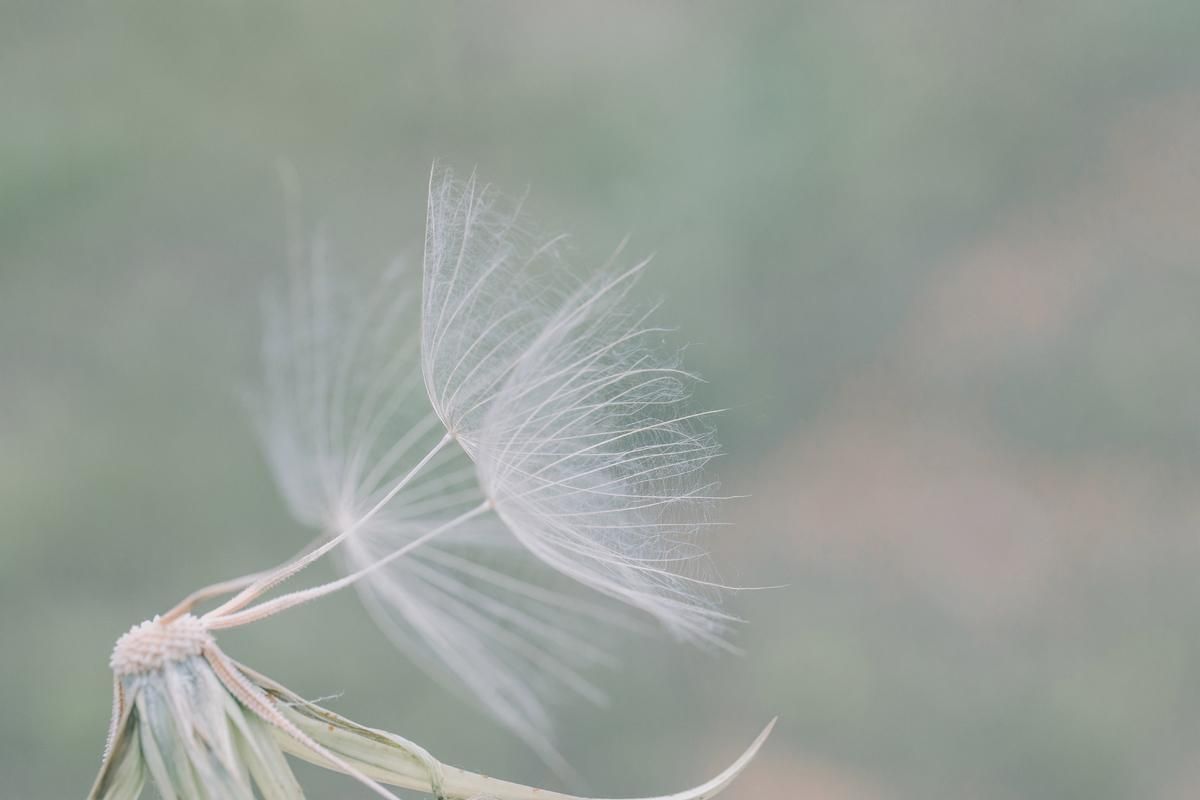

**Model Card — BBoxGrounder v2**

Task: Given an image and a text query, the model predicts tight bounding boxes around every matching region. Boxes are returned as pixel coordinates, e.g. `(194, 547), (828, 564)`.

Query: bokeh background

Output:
(4, 3), (1200, 798)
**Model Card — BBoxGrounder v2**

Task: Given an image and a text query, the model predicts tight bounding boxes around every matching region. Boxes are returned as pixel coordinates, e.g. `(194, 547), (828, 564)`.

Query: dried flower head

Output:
(89, 166), (772, 800)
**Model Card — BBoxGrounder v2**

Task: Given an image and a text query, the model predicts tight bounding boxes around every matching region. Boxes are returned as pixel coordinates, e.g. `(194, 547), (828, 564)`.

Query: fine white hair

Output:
(423, 168), (733, 645)
(254, 165), (734, 769)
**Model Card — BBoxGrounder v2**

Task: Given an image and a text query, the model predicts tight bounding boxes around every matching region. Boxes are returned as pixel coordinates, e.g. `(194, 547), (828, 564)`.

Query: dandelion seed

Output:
(90, 166), (772, 800)
(422, 168), (736, 648)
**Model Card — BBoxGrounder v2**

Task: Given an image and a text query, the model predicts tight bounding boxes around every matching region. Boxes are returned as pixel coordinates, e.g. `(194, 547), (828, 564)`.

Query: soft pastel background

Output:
(4, 3), (1200, 798)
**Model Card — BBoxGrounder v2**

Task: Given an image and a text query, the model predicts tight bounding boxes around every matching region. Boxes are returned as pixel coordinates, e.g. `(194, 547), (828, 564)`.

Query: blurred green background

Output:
(4, 2), (1200, 798)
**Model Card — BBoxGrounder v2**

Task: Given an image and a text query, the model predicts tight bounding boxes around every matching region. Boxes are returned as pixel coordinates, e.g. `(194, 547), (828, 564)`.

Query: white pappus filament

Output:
(89, 165), (772, 800)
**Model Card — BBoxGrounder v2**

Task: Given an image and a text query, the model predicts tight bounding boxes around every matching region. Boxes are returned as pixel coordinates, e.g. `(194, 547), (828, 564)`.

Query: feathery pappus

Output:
(89, 165), (774, 800)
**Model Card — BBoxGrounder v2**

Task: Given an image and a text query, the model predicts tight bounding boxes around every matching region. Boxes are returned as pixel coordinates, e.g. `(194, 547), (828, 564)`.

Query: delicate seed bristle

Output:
(110, 614), (213, 675)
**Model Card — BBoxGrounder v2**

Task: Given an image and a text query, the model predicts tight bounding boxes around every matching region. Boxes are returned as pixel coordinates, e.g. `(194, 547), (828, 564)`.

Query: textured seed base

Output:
(110, 614), (214, 675)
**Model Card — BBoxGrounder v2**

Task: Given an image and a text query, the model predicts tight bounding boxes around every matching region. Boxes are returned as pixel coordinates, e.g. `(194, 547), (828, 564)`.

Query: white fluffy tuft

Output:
(422, 167), (733, 647)
(255, 166), (734, 769)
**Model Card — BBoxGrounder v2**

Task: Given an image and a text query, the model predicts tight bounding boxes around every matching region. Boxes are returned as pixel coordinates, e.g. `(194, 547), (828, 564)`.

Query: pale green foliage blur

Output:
(4, 3), (1200, 799)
